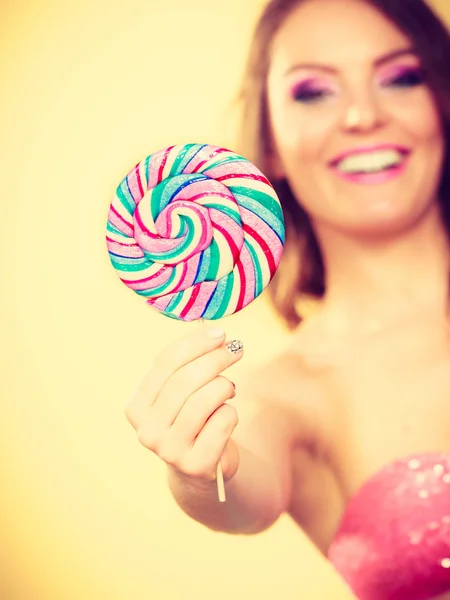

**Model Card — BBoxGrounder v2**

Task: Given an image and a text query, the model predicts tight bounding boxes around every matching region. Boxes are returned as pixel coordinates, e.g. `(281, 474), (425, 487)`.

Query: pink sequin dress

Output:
(328, 454), (450, 599)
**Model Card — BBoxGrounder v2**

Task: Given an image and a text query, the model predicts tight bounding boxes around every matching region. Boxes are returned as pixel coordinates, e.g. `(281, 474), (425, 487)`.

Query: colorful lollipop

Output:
(106, 143), (285, 501)
(106, 144), (285, 321)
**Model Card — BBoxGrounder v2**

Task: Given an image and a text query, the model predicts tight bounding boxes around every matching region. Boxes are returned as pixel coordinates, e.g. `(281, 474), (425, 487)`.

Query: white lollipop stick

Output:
(216, 461), (226, 503)
(199, 318), (226, 503)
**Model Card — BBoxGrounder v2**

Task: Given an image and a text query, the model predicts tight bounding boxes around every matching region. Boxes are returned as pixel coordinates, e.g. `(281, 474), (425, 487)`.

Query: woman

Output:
(125, 0), (450, 598)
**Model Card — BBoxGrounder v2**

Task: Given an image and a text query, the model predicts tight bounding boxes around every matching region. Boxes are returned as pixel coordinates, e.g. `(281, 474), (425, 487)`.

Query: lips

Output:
(327, 144), (412, 185)
(329, 144), (411, 168)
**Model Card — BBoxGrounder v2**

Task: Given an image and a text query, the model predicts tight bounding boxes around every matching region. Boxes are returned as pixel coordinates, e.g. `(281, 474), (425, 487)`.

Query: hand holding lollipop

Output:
(106, 144), (285, 501)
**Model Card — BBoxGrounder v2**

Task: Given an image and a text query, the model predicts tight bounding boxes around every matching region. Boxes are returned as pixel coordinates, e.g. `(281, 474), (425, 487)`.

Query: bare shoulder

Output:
(226, 340), (336, 525)
(226, 325), (344, 542)
(230, 338), (332, 461)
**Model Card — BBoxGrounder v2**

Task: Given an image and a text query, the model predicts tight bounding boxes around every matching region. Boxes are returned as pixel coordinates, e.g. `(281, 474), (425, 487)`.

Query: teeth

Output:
(337, 150), (404, 174)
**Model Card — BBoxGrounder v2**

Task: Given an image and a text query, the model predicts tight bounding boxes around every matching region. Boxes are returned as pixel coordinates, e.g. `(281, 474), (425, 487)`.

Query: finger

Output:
(147, 326), (227, 397)
(134, 378), (236, 467)
(181, 403), (239, 474)
(151, 340), (243, 427)
(167, 376), (236, 448)
(125, 326), (227, 426)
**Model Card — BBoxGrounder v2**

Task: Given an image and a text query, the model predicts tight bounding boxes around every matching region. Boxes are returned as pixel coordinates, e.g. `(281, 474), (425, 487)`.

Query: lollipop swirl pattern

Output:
(106, 144), (285, 321)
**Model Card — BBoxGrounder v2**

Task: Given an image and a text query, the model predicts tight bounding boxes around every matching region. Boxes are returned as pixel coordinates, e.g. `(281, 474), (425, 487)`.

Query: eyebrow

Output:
(284, 48), (418, 76)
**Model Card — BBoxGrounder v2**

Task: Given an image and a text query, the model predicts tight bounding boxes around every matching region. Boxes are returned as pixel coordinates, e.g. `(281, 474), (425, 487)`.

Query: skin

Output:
(126, 0), (450, 597)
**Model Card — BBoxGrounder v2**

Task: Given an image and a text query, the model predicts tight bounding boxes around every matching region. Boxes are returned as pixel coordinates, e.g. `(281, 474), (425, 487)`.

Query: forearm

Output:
(167, 445), (284, 534)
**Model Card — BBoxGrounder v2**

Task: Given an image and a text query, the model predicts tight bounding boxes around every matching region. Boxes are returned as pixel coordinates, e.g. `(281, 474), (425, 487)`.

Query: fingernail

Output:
(226, 340), (244, 354)
(206, 327), (226, 339)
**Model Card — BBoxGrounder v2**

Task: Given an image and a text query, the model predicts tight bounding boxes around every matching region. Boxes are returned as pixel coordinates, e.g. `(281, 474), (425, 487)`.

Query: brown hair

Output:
(237, 0), (450, 329)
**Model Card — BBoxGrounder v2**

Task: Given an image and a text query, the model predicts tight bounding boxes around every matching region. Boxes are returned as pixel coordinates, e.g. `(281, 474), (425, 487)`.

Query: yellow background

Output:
(1, 1), (448, 598)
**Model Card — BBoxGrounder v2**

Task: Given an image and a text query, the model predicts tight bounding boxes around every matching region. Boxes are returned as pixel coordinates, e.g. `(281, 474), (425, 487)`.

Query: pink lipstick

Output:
(329, 144), (410, 185)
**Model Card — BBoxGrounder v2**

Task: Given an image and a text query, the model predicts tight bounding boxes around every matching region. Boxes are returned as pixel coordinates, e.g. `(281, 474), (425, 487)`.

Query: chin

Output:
(335, 202), (438, 239)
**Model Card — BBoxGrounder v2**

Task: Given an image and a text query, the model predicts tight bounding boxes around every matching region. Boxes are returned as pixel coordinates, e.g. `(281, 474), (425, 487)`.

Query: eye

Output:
(383, 67), (426, 89)
(291, 84), (332, 103)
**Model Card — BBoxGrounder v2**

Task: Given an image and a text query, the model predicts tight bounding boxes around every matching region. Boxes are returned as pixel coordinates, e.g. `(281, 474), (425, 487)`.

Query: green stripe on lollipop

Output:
(246, 241), (264, 297)
(209, 271), (235, 319)
(198, 203), (242, 225)
(135, 267), (178, 297)
(109, 255), (149, 272)
(116, 183), (136, 216)
(169, 144), (193, 177)
(106, 221), (127, 237)
(164, 289), (185, 314)
(202, 153), (245, 171)
(228, 186), (283, 223)
(204, 238), (221, 280)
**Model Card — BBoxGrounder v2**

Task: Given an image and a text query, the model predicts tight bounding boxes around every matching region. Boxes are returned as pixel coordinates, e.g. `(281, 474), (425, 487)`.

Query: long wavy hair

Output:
(237, 0), (450, 329)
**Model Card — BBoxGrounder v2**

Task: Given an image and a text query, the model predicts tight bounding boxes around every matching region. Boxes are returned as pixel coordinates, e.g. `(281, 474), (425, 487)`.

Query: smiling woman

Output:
(4, 0), (450, 599)
(238, 0), (450, 326)
(234, 1), (450, 597)
(238, 0), (450, 597)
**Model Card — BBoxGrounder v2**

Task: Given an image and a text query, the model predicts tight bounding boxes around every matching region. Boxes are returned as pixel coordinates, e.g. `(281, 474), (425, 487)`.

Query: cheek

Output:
(268, 103), (338, 206)
(271, 106), (336, 165)
(392, 94), (443, 146)
(414, 112), (442, 147)
(266, 78), (339, 171)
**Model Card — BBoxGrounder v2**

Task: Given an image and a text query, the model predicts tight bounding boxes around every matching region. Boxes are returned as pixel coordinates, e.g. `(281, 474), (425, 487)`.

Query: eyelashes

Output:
(291, 82), (334, 103)
(380, 66), (426, 88)
(290, 66), (426, 104)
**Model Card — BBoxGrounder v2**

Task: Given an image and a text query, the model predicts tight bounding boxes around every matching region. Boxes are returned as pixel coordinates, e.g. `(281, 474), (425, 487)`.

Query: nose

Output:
(343, 93), (386, 133)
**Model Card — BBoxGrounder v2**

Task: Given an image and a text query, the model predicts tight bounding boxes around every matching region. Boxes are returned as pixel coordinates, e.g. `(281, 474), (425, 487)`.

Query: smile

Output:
(329, 145), (410, 185)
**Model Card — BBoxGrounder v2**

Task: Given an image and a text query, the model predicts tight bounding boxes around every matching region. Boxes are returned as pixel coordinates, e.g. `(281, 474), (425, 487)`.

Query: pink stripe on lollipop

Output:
(180, 281), (217, 320)
(106, 237), (144, 259)
(147, 152), (160, 190)
(213, 220), (241, 265)
(133, 207), (158, 240)
(215, 172), (271, 186)
(121, 265), (172, 291)
(202, 161), (268, 183)
(187, 147), (227, 174)
(126, 165), (145, 203)
(156, 202), (212, 253)
(174, 178), (236, 205)
(108, 205), (134, 237)
(157, 146), (174, 184)
(169, 254), (200, 293)
(186, 191), (235, 204)
(170, 262), (188, 294)
(240, 207), (283, 274)
(147, 294), (172, 311)
(134, 204), (186, 254)
(135, 164), (145, 198)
